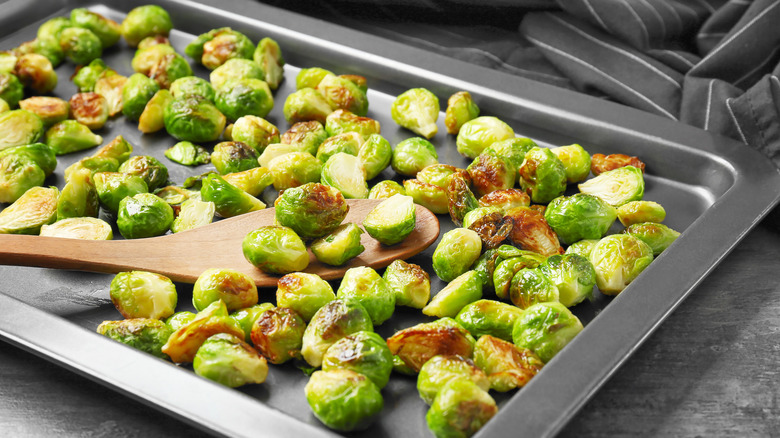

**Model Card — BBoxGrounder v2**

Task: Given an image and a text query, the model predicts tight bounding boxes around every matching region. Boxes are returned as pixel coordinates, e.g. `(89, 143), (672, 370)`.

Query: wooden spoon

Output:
(0, 199), (440, 287)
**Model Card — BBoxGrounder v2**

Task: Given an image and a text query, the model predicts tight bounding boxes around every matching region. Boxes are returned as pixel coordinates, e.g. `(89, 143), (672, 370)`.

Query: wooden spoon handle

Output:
(0, 235), (141, 274)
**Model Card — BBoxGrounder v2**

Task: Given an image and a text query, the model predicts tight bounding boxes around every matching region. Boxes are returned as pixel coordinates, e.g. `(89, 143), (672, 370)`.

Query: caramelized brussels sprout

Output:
(504, 206), (564, 257)
(322, 331), (393, 388)
(0, 155), (44, 204)
(387, 318), (475, 373)
(589, 234), (653, 295)
(471, 248), (501, 292)
(215, 78), (273, 121)
(578, 166), (645, 207)
(122, 73), (160, 121)
(311, 223), (365, 266)
(305, 369), (383, 432)
(257, 143), (306, 167)
(368, 180), (405, 199)
(325, 109), (381, 141)
(455, 299), (524, 341)
(551, 143), (591, 183)
(362, 194), (416, 245)
(93, 171), (148, 214)
(544, 193), (617, 245)
(473, 335), (544, 392)
(358, 133), (392, 180)
(14, 53), (57, 94)
(512, 301), (583, 363)
(316, 74), (368, 116)
(154, 185), (192, 206)
(423, 270), (483, 318)
(0, 109), (43, 151)
(485, 137), (537, 170)
(57, 168), (98, 220)
(316, 131), (361, 163)
(276, 272), (336, 322)
(296, 67), (333, 90)
(94, 72), (127, 116)
(164, 140), (210, 166)
(467, 149), (515, 197)
(274, 182), (348, 239)
(170, 198), (215, 233)
(403, 178), (449, 214)
(121, 5), (172, 48)
(445, 91), (480, 135)
(230, 303), (275, 343)
(137, 35), (170, 50)
(195, 29), (255, 70)
(301, 299), (373, 367)
(117, 192), (174, 239)
(37, 17), (71, 42)
(616, 200), (666, 227)
(517, 146), (567, 204)
(250, 307), (306, 364)
(134, 46), (192, 90)
(70, 8), (120, 48)
(417, 163), (460, 189)
(446, 171), (478, 226)
(268, 151), (321, 191)
(321, 152), (369, 199)
(0, 72), (23, 109)
(138, 88), (173, 133)
(109, 271), (177, 320)
(164, 95), (226, 142)
(538, 254), (596, 307)
(253, 37), (284, 90)
(211, 141), (259, 175)
(40, 216), (112, 240)
(162, 300), (245, 363)
(19, 37), (64, 67)
(193, 268), (258, 312)
(97, 318), (172, 360)
(209, 57), (264, 91)
(193, 333), (268, 387)
(591, 153), (646, 175)
(417, 354), (489, 405)
(242, 225), (309, 274)
(45, 120), (101, 155)
(336, 266), (395, 326)
(166, 311), (197, 332)
(201, 173), (265, 217)
(462, 205), (502, 229)
(230, 115), (279, 153)
(221, 167), (272, 197)
(391, 137), (438, 177)
(391, 88), (439, 139)
(479, 187), (530, 211)
(382, 259), (430, 309)
(624, 222), (680, 256)
(426, 378), (497, 438)
(508, 268), (559, 310)
(565, 239), (600, 259)
(432, 228), (482, 282)
(118, 155), (169, 192)
(0, 143), (55, 178)
(456, 116), (514, 159)
(170, 76), (215, 101)
(68, 92), (108, 130)
(280, 121), (328, 155)
(283, 87), (332, 125)
(59, 27), (102, 65)
(71, 58), (109, 92)
(0, 186), (57, 234)
(492, 250), (546, 300)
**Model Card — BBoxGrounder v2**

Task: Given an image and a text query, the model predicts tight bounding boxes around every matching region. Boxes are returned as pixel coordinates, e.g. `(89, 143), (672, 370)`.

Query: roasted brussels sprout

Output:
(305, 369), (383, 432)
(166, 311), (197, 332)
(391, 137), (438, 177)
(164, 140), (210, 166)
(97, 318), (172, 360)
(189, 28), (255, 70)
(200, 173), (265, 218)
(242, 225), (309, 274)
(0, 109), (44, 151)
(45, 120), (101, 155)
(193, 333), (268, 387)
(362, 194), (416, 245)
(274, 182), (348, 239)
(357, 133), (392, 181)
(118, 155), (169, 192)
(40, 216), (112, 240)
(221, 166), (272, 197)
(121, 5), (173, 48)
(154, 185), (192, 206)
(467, 149), (515, 197)
(164, 95), (226, 142)
(462, 206), (502, 229)
(387, 318), (474, 373)
(209, 57), (264, 92)
(109, 271), (177, 320)
(137, 88), (173, 133)
(316, 74), (368, 116)
(280, 121), (327, 155)
(517, 147), (567, 204)
(162, 300), (245, 363)
(391, 88), (439, 139)
(253, 37), (284, 90)
(301, 299), (373, 367)
(316, 131), (361, 163)
(250, 307), (306, 364)
(617, 200), (666, 227)
(296, 67), (333, 90)
(368, 180), (405, 199)
(229, 115), (279, 153)
(432, 228), (482, 282)
(0, 186), (57, 234)
(18, 37), (64, 68)
(479, 188), (529, 211)
(417, 354), (489, 405)
(192, 268), (258, 312)
(423, 270), (483, 318)
(283, 87), (332, 125)
(133, 46), (192, 90)
(624, 222), (680, 256)
(485, 137), (537, 170)
(0, 155), (44, 204)
(210, 141), (258, 175)
(456, 116), (514, 159)
(455, 299), (524, 341)
(578, 166), (645, 207)
(38, 17), (71, 42)
(589, 234), (654, 294)
(14, 53), (57, 94)
(117, 192), (174, 239)
(276, 272), (336, 322)
(544, 193), (617, 245)
(94, 72), (127, 116)
(504, 206), (564, 257)
(322, 331), (393, 388)
(170, 76), (215, 102)
(508, 268), (559, 310)
(492, 250), (546, 300)
(551, 143), (591, 183)
(122, 73), (160, 121)
(215, 78), (273, 121)
(538, 254), (596, 307)
(321, 152), (369, 199)
(336, 266), (395, 326)
(0, 143), (55, 179)
(0, 97), (9, 114)
(446, 170), (478, 226)
(57, 168), (98, 220)
(382, 259), (430, 309)
(512, 302), (583, 363)
(0, 72), (23, 109)
(93, 171), (148, 214)
(444, 91), (480, 135)
(473, 335), (544, 392)
(417, 163), (459, 189)
(170, 198), (215, 233)
(426, 378), (497, 438)
(403, 178), (449, 214)
(311, 223), (365, 266)
(68, 92), (108, 130)
(71, 58), (109, 92)
(565, 239), (600, 259)
(59, 27), (102, 65)
(325, 109), (380, 141)
(591, 153), (646, 175)
(471, 248), (501, 292)
(256, 143), (305, 167)
(230, 303), (274, 343)
(268, 151), (321, 191)
(70, 8), (120, 48)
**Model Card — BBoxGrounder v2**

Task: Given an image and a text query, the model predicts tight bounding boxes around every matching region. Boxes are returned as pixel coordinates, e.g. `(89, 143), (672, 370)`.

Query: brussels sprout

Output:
(565, 239), (600, 258)
(121, 73), (159, 121)
(70, 8), (120, 48)
(301, 299), (373, 367)
(118, 155), (169, 192)
(426, 378), (497, 438)
(67, 92), (108, 130)
(0, 186), (57, 234)
(282, 88), (332, 124)
(117, 192), (174, 239)
(197, 29), (255, 70)
(210, 141), (258, 175)
(94, 72), (127, 116)
(0, 53), (17, 75)
(164, 95), (226, 142)
(493, 251), (546, 300)
(215, 78), (273, 121)
(14, 53), (57, 94)
(322, 331), (392, 388)
(417, 163), (460, 189)
(274, 182), (348, 239)
(517, 147), (567, 204)
(121, 5), (172, 47)
(462, 206), (502, 229)
(97, 318), (172, 360)
(467, 149), (515, 197)
(38, 17), (71, 42)
(456, 116), (514, 159)
(164, 141), (210, 166)
(296, 67), (333, 90)
(0, 155), (44, 204)
(321, 153), (369, 199)
(19, 37), (65, 67)
(249, 307), (306, 364)
(154, 185), (192, 206)
(0, 110), (44, 151)
(280, 121), (328, 156)
(0, 142), (55, 177)
(137, 35), (170, 50)
(162, 300), (245, 363)
(362, 194), (416, 245)
(91, 135), (131, 165)
(382, 259), (430, 309)
(0, 97), (8, 114)
(589, 234), (654, 294)
(93, 172), (148, 214)
(45, 120), (101, 155)
(391, 87), (439, 139)
(325, 109), (380, 141)
(544, 193), (617, 245)
(57, 168), (98, 220)
(0, 72), (23, 109)
(170, 76), (215, 102)
(504, 206), (564, 257)
(417, 354), (489, 405)
(368, 180), (405, 199)
(478, 187), (530, 211)
(423, 270), (483, 318)
(403, 179), (449, 214)
(551, 143), (591, 183)
(539, 253), (596, 307)
(193, 333), (268, 387)
(471, 248), (501, 292)
(138, 89), (173, 134)
(391, 137), (438, 177)
(268, 151), (321, 191)
(624, 222), (680, 256)
(221, 166), (272, 197)
(467, 208), (511, 249)
(59, 27), (102, 65)
(356, 133), (391, 181)
(387, 317), (475, 372)
(591, 153), (646, 175)
(253, 37), (284, 90)
(201, 172), (265, 217)
(445, 91), (480, 135)
(446, 171), (478, 226)
(512, 301), (583, 363)
(305, 369), (383, 432)
(508, 268), (559, 310)
(242, 225), (309, 274)
(133, 47), (192, 90)
(40, 216), (113, 240)
(578, 166), (645, 207)
(455, 299), (524, 341)
(311, 223), (365, 266)
(171, 198), (215, 233)
(229, 302), (274, 343)
(485, 137), (536, 170)
(432, 228), (482, 282)
(166, 311), (197, 332)
(473, 335), (544, 392)
(256, 143), (302, 168)
(193, 268), (258, 312)
(71, 58), (109, 92)
(617, 200), (666, 227)
(316, 131), (361, 164)
(316, 74), (368, 116)
(227, 115), (279, 154)
(276, 272), (335, 322)
(109, 271), (177, 319)
(336, 266), (395, 326)
(209, 58), (264, 91)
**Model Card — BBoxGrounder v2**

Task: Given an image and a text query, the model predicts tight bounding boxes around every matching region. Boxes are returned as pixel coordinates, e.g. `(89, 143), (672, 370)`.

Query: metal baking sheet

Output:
(1, 0), (779, 437)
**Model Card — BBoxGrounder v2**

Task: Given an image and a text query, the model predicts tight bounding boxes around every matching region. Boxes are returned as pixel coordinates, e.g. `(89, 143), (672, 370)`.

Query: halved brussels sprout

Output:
(215, 78), (273, 121)
(423, 270), (483, 318)
(71, 8), (121, 48)
(19, 37), (64, 67)
(578, 166), (645, 207)
(209, 58), (264, 92)
(170, 76), (215, 101)
(164, 141), (210, 166)
(166, 311), (197, 332)
(196, 29), (255, 70)
(321, 152), (369, 199)
(242, 225), (309, 274)
(38, 17), (71, 42)
(624, 222), (680, 256)
(336, 266), (395, 326)
(387, 317), (475, 373)
(565, 239), (600, 259)
(94, 72), (127, 116)
(109, 270), (177, 320)
(391, 137), (438, 177)
(301, 299), (373, 367)
(462, 206), (502, 229)
(391, 88), (439, 139)
(512, 302), (583, 363)
(257, 143), (304, 167)
(45, 120), (102, 155)
(403, 178), (449, 214)
(591, 153), (646, 175)
(57, 168), (98, 220)
(164, 95), (226, 142)
(97, 318), (172, 359)
(0, 155), (45, 204)
(311, 223), (365, 266)
(316, 131), (361, 163)
(211, 141), (259, 175)
(0, 109), (44, 151)
(0, 97), (9, 114)
(362, 194), (416, 245)
(276, 272), (336, 322)
(0, 72), (23, 109)
(201, 172), (265, 217)
(493, 251), (546, 300)
(59, 27), (102, 65)
(117, 192), (174, 239)
(305, 369), (383, 432)
(432, 228), (482, 282)
(617, 200), (666, 227)
(455, 299), (524, 341)
(193, 333), (268, 387)
(0, 142), (55, 179)
(230, 302), (275, 343)
(171, 198), (215, 233)
(230, 115), (279, 153)
(71, 58), (109, 92)
(154, 185), (192, 206)
(0, 53), (17, 74)
(471, 248), (501, 292)
(446, 170), (478, 226)
(590, 234), (654, 294)
(122, 73), (160, 121)
(485, 137), (537, 170)
(193, 268), (258, 312)
(551, 143), (591, 183)
(426, 378), (497, 438)
(268, 151), (321, 191)
(40, 216), (112, 240)
(509, 268), (559, 310)
(368, 180), (405, 199)
(221, 167), (272, 197)
(89, 134), (131, 167)
(358, 133), (392, 181)
(68, 92), (108, 130)
(296, 67), (333, 90)
(417, 163), (460, 189)
(473, 335), (544, 392)
(162, 300), (245, 363)
(274, 182), (348, 239)
(544, 193), (617, 245)
(325, 109), (381, 141)
(456, 116), (514, 159)
(382, 259), (430, 309)
(322, 331), (393, 388)
(0, 186), (57, 234)
(121, 5), (172, 48)
(517, 146), (567, 204)
(417, 354), (489, 405)
(138, 88), (173, 134)
(504, 206), (564, 257)
(316, 74), (368, 116)
(479, 187), (530, 211)
(283, 87), (332, 125)
(118, 155), (169, 192)
(250, 306), (306, 364)
(445, 91), (480, 135)
(280, 121), (327, 155)
(14, 53), (57, 94)
(253, 37), (284, 90)
(467, 149), (515, 197)
(135, 47), (192, 90)
(93, 171), (148, 214)
(538, 253), (596, 307)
